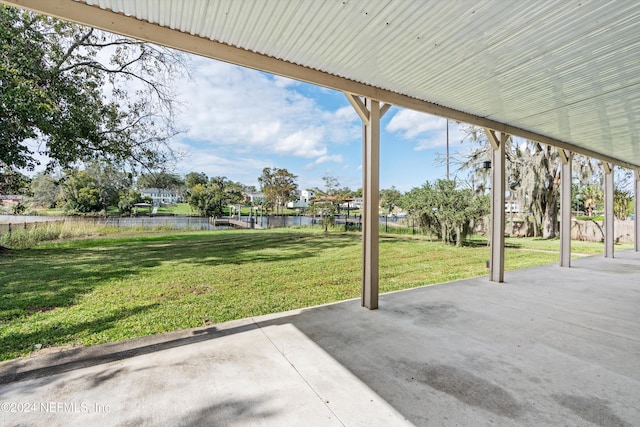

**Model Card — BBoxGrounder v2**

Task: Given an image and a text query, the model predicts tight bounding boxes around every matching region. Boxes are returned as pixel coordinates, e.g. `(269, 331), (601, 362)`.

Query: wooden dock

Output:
(211, 218), (262, 229)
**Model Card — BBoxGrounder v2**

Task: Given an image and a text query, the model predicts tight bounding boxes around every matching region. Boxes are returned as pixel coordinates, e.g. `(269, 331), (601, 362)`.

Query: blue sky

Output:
(171, 57), (471, 193)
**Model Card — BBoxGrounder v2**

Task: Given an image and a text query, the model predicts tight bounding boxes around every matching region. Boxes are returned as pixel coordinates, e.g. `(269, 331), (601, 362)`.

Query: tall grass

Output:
(0, 220), (191, 249)
(1, 221), (111, 248)
(379, 224), (423, 236)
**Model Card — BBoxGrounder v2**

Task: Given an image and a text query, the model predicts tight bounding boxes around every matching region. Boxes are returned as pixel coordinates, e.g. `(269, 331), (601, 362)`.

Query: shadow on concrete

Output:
(174, 398), (278, 427)
(0, 321), (257, 385)
(252, 252), (640, 425)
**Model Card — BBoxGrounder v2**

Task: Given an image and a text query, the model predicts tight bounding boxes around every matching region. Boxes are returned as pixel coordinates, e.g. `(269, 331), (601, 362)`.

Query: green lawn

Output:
(0, 229), (631, 360)
(155, 203), (194, 215)
(32, 203), (196, 216)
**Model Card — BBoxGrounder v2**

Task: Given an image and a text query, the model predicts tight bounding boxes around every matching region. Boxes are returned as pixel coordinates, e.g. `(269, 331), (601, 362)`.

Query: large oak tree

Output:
(0, 5), (185, 180)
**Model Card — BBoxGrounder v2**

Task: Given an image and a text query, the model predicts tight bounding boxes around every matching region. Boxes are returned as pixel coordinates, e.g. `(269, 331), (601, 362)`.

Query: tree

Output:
(184, 172), (209, 190)
(137, 172), (184, 190)
(580, 185), (603, 217)
(380, 186), (402, 214)
(118, 189), (149, 214)
(243, 185), (258, 195)
(59, 163), (132, 213)
(457, 126), (600, 238)
(187, 176), (243, 217)
(614, 189), (633, 220)
(0, 6), (185, 173)
(85, 162), (133, 209)
(183, 172), (209, 203)
(612, 167), (635, 220)
(0, 168), (30, 195)
(29, 172), (61, 208)
(308, 175), (345, 231)
(399, 179), (489, 246)
(258, 167), (298, 215)
(61, 170), (104, 213)
(321, 174), (340, 195)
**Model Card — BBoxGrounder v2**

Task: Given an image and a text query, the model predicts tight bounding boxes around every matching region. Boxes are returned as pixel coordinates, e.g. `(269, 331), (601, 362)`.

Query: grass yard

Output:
(0, 229), (632, 360)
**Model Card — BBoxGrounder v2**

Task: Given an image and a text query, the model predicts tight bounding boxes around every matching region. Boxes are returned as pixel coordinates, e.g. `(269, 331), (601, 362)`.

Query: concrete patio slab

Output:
(1, 251), (639, 426)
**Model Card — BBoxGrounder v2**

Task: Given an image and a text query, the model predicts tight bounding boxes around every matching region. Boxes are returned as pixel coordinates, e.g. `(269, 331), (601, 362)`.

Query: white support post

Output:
(362, 98), (381, 309)
(559, 149), (572, 267)
(604, 162), (615, 258)
(635, 170), (640, 252)
(485, 129), (507, 283)
(345, 93), (386, 309)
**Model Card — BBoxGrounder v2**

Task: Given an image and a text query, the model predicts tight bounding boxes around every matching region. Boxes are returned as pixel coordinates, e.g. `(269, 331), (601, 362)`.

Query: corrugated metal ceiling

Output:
(63, 1), (640, 166)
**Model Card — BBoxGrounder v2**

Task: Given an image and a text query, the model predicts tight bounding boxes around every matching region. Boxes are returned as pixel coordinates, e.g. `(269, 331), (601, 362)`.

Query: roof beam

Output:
(558, 148), (571, 165)
(485, 129), (501, 150)
(380, 103), (392, 118)
(345, 93), (369, 124)
(4, 0), (639, 170)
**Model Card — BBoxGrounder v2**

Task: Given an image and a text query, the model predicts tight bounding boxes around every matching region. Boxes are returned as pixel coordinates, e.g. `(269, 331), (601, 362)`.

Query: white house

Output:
(140, 188), (179, 206)
(340, 197), (363, 210)
(287, 190), (315, 209)
(245, 192), (265, 204)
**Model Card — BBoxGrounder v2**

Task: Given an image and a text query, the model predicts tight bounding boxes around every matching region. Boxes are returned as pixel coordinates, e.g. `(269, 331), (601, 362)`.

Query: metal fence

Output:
(0, 220), (66, 237)
(0, 216), (224, 240)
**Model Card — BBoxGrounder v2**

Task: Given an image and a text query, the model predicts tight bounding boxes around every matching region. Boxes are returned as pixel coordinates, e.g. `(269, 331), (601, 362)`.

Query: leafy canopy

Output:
(187, 176), (243, 217)
(258, 167), (298, 215)
(0, 5), (185, 174)
(399, 179), (489, 246)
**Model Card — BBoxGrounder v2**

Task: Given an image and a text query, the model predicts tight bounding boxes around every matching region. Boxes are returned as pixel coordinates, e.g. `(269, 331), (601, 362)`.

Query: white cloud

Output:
(386, 109), (467, 151)
(414, 136), (448, 151)
(172, 141), (268, 186)
(334, 105), (359, 121)
(149, 58), (370, 189)
(249, 121), (281, 143)
(387, 109), (444, 139)
(304, 154), (344, 170)
(276, 129), (326, 158)
(174, 58), (359, 162)
(272, 75), (299, 88)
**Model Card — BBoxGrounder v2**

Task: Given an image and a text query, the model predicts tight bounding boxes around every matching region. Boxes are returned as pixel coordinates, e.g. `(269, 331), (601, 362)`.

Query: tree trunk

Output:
(542, 197), (558, 238)
(508, 192), (514, 236)
(532, 216), (540, 238)
(455, 226), (462, 247)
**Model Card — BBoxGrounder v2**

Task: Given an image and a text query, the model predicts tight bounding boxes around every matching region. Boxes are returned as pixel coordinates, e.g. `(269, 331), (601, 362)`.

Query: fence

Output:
(0, 220), (66, 237)
(571, 219), (635, 243)
(0, 216), (221, 240)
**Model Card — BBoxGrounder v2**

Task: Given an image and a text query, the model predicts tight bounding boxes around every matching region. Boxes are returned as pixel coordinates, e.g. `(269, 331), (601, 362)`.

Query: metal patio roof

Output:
(6, 0), (640, 169)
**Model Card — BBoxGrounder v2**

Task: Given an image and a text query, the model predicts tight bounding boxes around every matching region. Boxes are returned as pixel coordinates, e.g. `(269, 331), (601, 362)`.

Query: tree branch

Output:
(53, 28), (94, 70)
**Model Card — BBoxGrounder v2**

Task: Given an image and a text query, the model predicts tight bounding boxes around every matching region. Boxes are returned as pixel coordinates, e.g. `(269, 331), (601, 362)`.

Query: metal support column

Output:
(635, 170), (640, 252)
(559, 149), (572, 267)
(485, 129), (507, 283)
(344, 93), (390, 309)
(604, 162), (614, 258)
